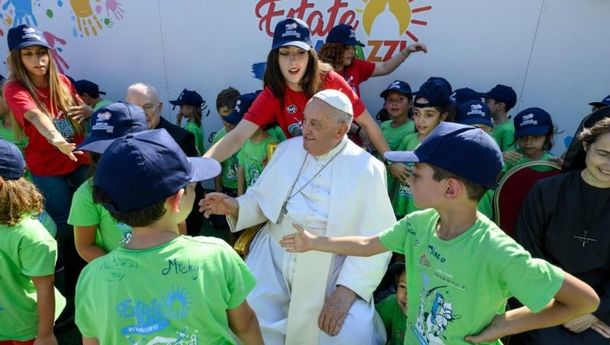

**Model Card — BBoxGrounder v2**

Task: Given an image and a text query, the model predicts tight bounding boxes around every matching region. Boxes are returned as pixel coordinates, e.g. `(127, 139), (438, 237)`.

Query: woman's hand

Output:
(49, 137), (82, 161)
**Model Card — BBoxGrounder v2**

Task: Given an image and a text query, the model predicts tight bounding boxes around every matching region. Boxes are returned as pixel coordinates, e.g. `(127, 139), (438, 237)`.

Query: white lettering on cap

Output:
(282, 22), (301, 38)
(97, 111), (112, 121)
(520, 113), (538, 126)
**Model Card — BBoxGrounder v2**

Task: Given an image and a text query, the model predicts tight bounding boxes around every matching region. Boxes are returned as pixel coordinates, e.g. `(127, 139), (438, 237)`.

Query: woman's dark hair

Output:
(318, 42), (348, 69)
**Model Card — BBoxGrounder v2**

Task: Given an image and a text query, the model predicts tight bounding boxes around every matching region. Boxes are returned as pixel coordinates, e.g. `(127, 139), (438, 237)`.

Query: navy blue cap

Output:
(0, 139), (25, 180)
(74, 80), (106, 96)
(414, 80), (452, 108)
(514, 107), (553, 138)
(380, 80), (412, 98)
(426, 77), (452, 94)
(456, 100), (493, 128)
(169, 89), (204, 109)
(78, 102), (148, 153)
(589, 94), (610, 109)
(95, 129), (221, 212)
(326, 24), (364, 47)
(385, 122), (503, 189)
(223, 92), (259, 125)
(483, 84), (517, 111)
(7, 24), (50, 51)
(451, 87), (482, 106)
(272, 18), (312, 51)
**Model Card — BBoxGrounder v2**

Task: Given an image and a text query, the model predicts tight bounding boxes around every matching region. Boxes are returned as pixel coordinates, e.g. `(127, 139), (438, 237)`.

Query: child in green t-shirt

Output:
(212, 87), (242, 195)
(0, 139), (65, 345)
(483, 84), (518, 151)
(379, 80), (416, 197)
(237, 125), (281, 196)
(501, 107), (559, 175)
(75, 129), (263, 345)
(68, 102), (148, 262)
(376, 262), (407, 345)
(280, 122), (600, 345)
(390, 80), (452, 218)
(171, 88), (206, 155)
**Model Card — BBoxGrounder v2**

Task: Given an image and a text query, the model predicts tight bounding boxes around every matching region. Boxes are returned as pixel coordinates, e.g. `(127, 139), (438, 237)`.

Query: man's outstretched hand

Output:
(199, 192), (239, 218)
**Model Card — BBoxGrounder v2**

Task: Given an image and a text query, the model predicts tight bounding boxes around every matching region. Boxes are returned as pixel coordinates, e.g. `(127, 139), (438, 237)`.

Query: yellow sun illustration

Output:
(356, 0), (431, 41)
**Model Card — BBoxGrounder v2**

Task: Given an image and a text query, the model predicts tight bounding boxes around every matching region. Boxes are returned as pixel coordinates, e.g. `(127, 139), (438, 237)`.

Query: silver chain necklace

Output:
(277, 141), (348, 223)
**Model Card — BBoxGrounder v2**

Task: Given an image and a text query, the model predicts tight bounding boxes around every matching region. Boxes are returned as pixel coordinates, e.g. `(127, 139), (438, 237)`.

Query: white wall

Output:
(1, 0), (607, 152)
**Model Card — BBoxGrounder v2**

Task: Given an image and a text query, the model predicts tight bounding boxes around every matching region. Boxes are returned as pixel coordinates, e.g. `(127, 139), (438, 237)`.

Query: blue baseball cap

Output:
(451, 88), (482, 106)
(0, 139), (25, 180)
(384, 122), (504, 189)
(483, 84), (517, 111)
(456, 100), (493, 128)
(223, 92), (259, 125)
(589, 94), (610, 109)
(514, 107), (553, 138)
(326, 24), (364, 47)
(74, 79), (106, 96)
(7, 24), (50, 51)
(78, 101), (148, 153)
(426, 77), (452, 94)
(380, 80), (412, 98)
(272, 18), (312, 51)
(95, 129), (221, 212)
(169, 89), (204, 109)
(414, 80), (452, 108)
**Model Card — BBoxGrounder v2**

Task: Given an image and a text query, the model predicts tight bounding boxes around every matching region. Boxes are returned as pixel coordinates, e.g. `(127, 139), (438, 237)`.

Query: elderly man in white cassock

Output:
(201, 89), (395, 345)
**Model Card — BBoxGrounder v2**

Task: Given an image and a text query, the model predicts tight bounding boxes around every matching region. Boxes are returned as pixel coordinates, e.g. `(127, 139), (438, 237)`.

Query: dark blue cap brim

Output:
(384, 151), (419, 163)
(589, 102), (610, 108)
(460, 118), (494, 128)
(380, 89), (412, 98)
(515, 125), (549, 138)
(272, 41), (312, 51)
(189, 157), (221, 181)
(77, 138), (117, 154)
(11, 40), (50, 51)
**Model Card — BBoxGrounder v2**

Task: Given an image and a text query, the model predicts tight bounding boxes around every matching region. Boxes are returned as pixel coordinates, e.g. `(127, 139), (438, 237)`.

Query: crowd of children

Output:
(0, 17), (609, 345)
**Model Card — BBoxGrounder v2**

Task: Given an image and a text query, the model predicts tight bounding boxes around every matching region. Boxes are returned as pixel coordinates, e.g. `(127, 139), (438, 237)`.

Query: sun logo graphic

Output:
(356, 0), (431, 61)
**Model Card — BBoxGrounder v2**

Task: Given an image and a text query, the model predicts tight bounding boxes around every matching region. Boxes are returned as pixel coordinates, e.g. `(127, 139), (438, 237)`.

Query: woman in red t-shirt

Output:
(206, 18), (390, 163)
(319, 24), (427, 97)
(3, 24), (90, 310)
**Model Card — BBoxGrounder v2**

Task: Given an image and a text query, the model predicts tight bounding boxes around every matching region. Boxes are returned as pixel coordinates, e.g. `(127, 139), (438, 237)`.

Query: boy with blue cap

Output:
(281, 122), (600, 344)
(0, 139), (65, 345)
(484, 84), (518, 151)
(74, 129), (263, 344)
(170, 88), (206, 155)
(68, 102), (148, 263)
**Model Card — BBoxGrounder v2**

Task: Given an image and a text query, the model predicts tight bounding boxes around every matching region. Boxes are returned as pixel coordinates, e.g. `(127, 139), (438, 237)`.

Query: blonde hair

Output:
(5, 47), (82, 134)
(0, 177), (43, 226)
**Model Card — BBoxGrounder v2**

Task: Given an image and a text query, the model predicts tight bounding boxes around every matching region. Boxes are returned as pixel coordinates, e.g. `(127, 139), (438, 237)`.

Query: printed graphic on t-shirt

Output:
(117, 223), (132, 247)
(414, 275), (459, 345)
(397, 183), (413, 197)
(53, 116), (75, 142)
(116, 288), (198, 344)
(247, 165), (261, 187)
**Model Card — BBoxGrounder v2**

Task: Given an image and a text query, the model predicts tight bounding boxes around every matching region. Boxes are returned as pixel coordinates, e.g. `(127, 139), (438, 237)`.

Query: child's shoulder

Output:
(2, 216), (54, 241)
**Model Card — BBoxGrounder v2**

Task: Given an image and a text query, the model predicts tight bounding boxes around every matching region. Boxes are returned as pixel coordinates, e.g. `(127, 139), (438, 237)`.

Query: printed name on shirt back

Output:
(161, 258), (205, 280)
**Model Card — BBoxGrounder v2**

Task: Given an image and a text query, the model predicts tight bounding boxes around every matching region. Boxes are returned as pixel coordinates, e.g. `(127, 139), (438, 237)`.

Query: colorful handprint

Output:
(105, 0), (123, 20)
(2, 0), (38, 27)
(43, 31), (69, 73)
(69, 0), (103, 36)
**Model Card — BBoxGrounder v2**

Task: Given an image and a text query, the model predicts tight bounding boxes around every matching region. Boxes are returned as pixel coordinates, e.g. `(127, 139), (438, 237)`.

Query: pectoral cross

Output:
(277, 200), (289, 224)
(574, 230), (597, 248)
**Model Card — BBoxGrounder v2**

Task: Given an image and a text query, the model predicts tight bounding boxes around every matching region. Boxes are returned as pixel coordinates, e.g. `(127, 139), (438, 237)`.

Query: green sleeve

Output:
(74, 265), (98, 338)
(224, 246), (257, 309)
(500, 125), (516, 151)
(378, 217), (409, 254)
(19, 223), (57, 277)
(477, 190), (494, 219)
(68, 181), (101, 226)
(376, 295), (396, 331)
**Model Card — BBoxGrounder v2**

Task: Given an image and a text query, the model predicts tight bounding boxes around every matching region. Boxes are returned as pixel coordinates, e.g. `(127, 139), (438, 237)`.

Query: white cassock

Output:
(228, 136), (396, 345)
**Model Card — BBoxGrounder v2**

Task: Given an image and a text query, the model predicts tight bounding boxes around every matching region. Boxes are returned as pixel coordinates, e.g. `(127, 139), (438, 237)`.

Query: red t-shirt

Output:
(342, 59), (375, 96)
(4, 74), (89, 176)
(244, 70), (366, 138)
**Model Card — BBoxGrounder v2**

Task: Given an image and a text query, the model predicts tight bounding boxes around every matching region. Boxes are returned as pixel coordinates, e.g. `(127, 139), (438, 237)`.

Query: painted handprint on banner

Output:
(105, 0), (123, 20)
(2, 0), (38, 27)
(69, 0), (103, 36)
(43, 31), (69, 73)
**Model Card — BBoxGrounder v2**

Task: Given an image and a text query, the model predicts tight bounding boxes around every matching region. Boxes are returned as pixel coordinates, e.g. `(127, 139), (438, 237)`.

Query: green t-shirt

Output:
(267, 125), (287, 142)
(376, 294), (407, 345)
(491, 120), (515, 151)
(212, 128), (238, 189)
(237, 134), (280, 188)
(185, 120), (204, 156)
(392, 133), (421, 217)
(477, 190), (494, 220)
(75, 236), (256, 344)
(382, 120), (416, 197)
(378, 209), (564, 345)
(501, 151), (554, 175)
(93, 99), (113, 112)
(0, 118), (27, 151)
(68, 178), (132, 252)
(0, 217), (66, 341)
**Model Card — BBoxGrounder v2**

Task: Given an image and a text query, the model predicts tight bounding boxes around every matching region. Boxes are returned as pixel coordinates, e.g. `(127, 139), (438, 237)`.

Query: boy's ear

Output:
(165, 188), (185, 213)
(444, 178), (463, 200)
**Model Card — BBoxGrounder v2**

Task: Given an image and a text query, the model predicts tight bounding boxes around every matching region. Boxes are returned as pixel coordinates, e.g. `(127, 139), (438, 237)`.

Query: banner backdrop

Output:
(0, 0), (607, 153)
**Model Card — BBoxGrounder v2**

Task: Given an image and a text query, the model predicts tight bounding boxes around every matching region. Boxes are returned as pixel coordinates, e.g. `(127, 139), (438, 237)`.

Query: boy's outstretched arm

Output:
(280, 224), (388, 257)
(227, 301), (264, 345)
(465, 272), (600, 344)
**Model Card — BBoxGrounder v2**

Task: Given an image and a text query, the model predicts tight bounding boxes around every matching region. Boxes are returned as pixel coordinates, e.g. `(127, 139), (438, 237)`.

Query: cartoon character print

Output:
(414, 282), (459, 345)
(247, 164), (261, 187)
